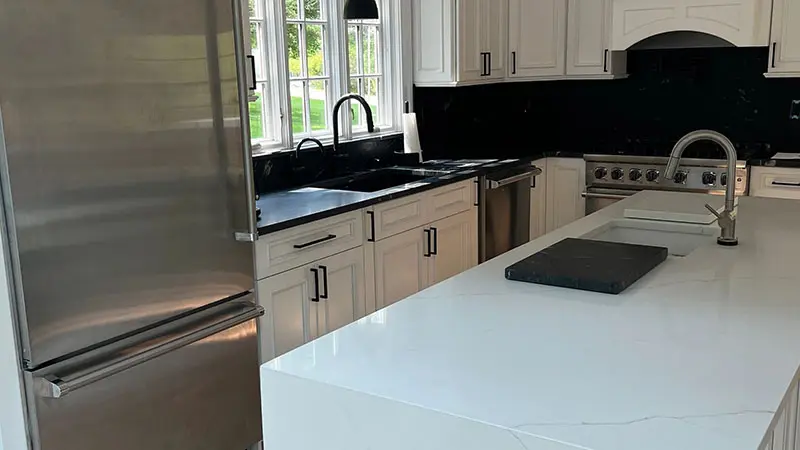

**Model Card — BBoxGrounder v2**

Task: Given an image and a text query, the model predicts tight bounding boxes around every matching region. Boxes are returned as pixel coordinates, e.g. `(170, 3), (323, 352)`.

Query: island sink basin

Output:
(581, 219), (718, 257)
(311, 168), (448, 193)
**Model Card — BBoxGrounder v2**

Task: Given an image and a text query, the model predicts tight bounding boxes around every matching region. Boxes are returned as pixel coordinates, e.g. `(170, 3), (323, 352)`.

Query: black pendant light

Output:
(343, 0), (379, 19)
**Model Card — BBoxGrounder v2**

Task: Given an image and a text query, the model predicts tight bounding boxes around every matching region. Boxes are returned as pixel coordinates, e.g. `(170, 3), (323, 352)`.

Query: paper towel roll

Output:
(403, 113), (423, 163)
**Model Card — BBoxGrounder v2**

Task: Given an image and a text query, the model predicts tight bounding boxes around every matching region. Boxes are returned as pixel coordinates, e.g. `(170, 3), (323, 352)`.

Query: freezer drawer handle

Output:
(487, 168), (542, 189)
(293, 234), (337, 249)
(33, 305), (264, 399)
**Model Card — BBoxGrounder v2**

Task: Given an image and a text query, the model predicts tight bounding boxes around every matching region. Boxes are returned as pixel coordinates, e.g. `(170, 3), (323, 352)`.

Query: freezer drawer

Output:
(26, 299), (263, 450)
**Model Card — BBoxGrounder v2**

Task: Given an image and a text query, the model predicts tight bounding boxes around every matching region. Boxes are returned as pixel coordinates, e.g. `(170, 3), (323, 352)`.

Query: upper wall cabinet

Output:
(767, 0), (800, 76)
(609, 0), (771, 50)
(413, 0), (508, 86)
(566, 0), (626, 78)
(508, 0), (566, 79)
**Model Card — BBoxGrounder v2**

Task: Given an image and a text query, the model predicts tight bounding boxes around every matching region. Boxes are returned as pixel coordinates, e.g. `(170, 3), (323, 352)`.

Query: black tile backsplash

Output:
(414, 47), (799, 161)
(253, 134), (406, 195)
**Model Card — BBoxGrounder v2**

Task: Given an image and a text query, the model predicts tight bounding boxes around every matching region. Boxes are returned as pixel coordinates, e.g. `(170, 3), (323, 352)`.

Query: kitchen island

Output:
(260, 191), (800, 450)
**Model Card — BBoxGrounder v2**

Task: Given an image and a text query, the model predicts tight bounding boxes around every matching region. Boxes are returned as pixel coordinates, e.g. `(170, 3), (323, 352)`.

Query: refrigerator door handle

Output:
(232, 0), (259, 242)
(33, 304), (264, 399)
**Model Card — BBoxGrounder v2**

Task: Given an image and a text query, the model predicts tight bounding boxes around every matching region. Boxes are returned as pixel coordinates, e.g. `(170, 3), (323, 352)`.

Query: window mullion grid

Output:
(356, 24), (365, 126)
(327, 0), (350, 142)
(264, 0), (292, 149)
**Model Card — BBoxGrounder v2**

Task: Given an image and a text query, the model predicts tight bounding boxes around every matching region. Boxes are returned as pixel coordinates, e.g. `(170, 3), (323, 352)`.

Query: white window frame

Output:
(248, 0), (411, 155)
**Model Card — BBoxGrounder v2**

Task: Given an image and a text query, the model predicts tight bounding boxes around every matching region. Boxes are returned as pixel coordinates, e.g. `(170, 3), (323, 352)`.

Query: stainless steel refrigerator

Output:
(0, 0), (263, 449)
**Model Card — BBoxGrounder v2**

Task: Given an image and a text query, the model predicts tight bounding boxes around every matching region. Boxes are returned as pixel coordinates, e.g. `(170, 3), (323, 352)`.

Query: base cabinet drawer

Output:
(751, 167), (800, 199)
(256, 211), (364, 279)
(368, 194), (427, 242)
(427, 179), (475, 223)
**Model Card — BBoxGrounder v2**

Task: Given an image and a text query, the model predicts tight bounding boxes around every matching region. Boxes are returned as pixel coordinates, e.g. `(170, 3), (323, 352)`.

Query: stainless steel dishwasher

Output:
(478, 162), (542, 262)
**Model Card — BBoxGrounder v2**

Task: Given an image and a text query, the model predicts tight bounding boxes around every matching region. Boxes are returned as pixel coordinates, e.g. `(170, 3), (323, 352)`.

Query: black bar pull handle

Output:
(474, 179), (480, 206)
(487, 52), (492, 76)
(512, 51), (516, 75)
(366, 211), (376, 242)
(246, 55), (257, 90)
(603, 49), (609, 72)
(294, 234), (337, 249)
(772, 42), (778, 68)
(430, 227), (438, 256)
(310, 268), (320, 302)
(423, 229), (431, 257)
(319, 265), (329, 299)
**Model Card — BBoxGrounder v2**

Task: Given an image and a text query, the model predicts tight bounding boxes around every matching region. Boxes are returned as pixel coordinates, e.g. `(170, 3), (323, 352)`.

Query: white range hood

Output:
(610, 0), (772, 50)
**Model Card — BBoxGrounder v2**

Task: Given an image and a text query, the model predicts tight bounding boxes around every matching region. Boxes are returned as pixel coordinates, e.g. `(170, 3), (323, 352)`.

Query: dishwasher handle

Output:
(487, 167), (542, 189)
(581, 192), (631, 200)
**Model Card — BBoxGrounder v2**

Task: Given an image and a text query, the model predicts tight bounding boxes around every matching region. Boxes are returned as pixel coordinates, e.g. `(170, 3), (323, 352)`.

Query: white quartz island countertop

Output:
(261, 191), (800, 450)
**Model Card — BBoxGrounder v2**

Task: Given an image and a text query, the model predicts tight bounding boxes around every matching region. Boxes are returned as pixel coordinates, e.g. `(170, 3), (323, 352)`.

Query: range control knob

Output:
(629, 168), (643, 182)
(611, 168), (624, 180)
(646, 169), (660, 182)
(702, 171), (718, 186)
(594, 167), (608, 179)
(720, 173), (728, 187)
(673, 171), (688, 184)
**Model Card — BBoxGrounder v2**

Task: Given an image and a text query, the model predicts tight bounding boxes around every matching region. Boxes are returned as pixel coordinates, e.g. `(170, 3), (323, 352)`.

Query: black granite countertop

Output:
(256, 158), (537, 235)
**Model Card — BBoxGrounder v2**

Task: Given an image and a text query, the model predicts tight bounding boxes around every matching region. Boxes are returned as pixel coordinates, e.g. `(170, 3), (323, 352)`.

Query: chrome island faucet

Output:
(331, 93), (376, 154)
(665, 130), (739, 246)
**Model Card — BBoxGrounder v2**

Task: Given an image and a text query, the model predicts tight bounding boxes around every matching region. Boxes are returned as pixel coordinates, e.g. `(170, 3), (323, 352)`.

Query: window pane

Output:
(348, 25), (359, 74)
(362, 26), (379, 74)
(286, 0), (299, 19)
(250, 22), (258, 50)
(306, 24), (325, 77)
(349, 78), (361, 126)
(286, 24), (301, 78)
(248, 0), (257, 17)
(304, 0), (323, 20)
(250, 22), (265, 80)
(309, 80), (328, 131)
(364, 77), (380, 123)
(249, 87), (264, 140)
(290, 81), (306, 134)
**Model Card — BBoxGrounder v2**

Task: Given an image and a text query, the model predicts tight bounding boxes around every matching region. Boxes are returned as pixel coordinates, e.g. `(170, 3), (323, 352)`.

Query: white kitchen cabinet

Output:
(508, 0), (566, 79)
(412, 0), (508, 86)
(566, 0), (626, 78)
(258, 246), (366, 362)
(530, 159), (548, 240)
(314, 247), (366, 335)
(484, 0), (508, 80)
(767, 0), (800, 76)
(545, 158), (586, 233)
(609, 0), (770, 51)
(257, 266), (314, 362)
(373, 227), (430, 310)
(750, 167), (800, 199)
(430, 209), (478, 285)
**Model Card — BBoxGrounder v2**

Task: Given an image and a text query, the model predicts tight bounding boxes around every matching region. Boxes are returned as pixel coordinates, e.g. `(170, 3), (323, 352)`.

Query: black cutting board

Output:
(505, 238), (668, 295)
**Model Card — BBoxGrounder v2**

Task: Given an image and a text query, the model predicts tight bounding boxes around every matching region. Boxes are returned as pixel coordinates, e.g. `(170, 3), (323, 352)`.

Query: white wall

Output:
(0, 228), (29, 450)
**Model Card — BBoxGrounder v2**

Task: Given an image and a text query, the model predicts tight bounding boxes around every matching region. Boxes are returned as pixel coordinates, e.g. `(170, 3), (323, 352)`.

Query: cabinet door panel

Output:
(374, 228), (429, 310)
(430, 209), (478, 285)
(545, 158), (586, 233)
(530, 160), (548, 239)
(317, 247), (366, 335)
(484, 0), (508, 79)
(257, 267), (313, 362)
(458, 0), (485, 81)
(770, 0), (800, 73)
(508, 0), (566, 78)
(567, 0), (608, 75)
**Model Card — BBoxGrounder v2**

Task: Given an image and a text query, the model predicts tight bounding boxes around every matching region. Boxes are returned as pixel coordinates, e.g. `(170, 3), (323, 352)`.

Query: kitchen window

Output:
(247, 0), (407, 154)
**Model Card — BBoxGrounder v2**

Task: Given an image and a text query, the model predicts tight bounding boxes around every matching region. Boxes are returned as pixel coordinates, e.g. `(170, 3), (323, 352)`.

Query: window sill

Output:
(250, 129), (403, 158)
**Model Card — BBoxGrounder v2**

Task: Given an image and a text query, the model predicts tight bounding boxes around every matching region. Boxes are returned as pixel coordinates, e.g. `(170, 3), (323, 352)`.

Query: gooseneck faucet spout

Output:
(665, 130), (739, 246)
(332, 94), (376, 154)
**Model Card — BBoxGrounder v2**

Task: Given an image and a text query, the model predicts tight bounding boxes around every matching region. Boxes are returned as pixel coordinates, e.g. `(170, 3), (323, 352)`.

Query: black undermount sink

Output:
(311, 168), (448, 193)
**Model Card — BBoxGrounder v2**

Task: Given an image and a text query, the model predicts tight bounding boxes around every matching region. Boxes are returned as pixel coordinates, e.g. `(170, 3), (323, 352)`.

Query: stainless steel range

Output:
(583, 155), (749, 215)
